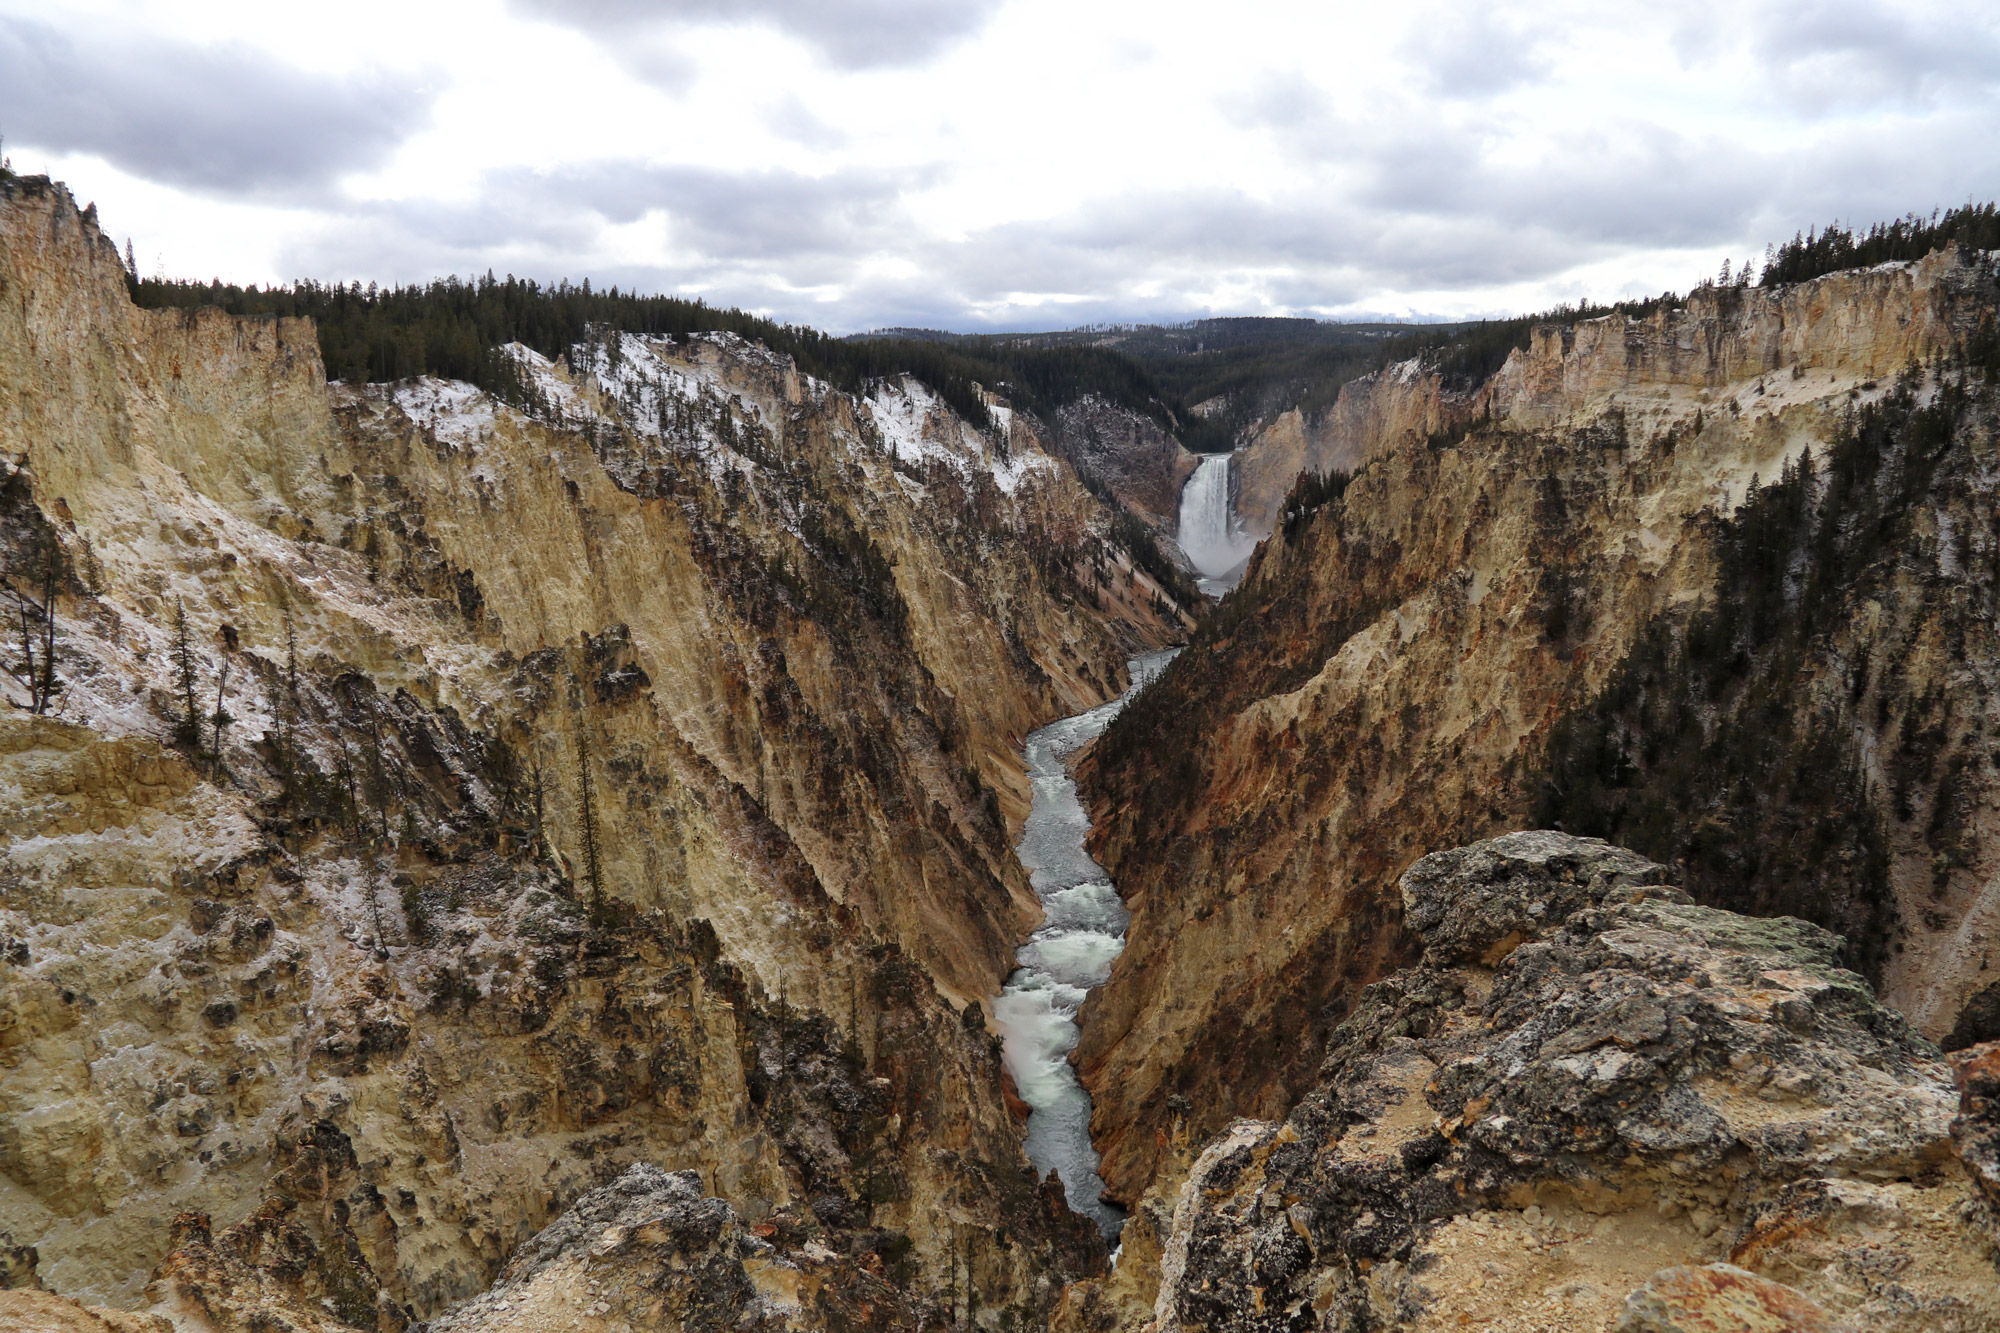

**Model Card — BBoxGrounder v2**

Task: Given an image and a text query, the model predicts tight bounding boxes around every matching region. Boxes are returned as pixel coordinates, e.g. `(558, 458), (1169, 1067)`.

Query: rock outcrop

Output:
(423, 1164), (913, 1333)
(132, 1162), (943, 1333)
(0, 1290), (170, 1333)
(1079, 246), (2000, 1222)
(1050, 396), (1201, 535)
(1137, 833), (2000, 1333)
(1954, 1040), (2000, 1211)
(0, 177), (1169, 1325)
(1231, 363), (1475, 540)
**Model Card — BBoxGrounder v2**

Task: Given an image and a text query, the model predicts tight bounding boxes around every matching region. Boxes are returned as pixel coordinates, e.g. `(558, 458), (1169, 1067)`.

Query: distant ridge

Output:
(847, 315), (1465, 354)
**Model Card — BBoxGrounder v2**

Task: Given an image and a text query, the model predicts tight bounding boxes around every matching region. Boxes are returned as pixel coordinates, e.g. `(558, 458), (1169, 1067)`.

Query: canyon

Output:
(3, 167), (1999, 1333)
(1069, 243), (2000, 1325)
(0, 177), (1180, 1330)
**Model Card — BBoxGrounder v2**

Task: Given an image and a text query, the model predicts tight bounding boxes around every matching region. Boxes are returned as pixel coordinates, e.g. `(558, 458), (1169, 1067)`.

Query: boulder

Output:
(1152, 833), (2000, 1333)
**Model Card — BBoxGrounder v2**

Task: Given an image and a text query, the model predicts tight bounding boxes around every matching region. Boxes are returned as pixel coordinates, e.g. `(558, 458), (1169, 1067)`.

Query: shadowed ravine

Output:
(993, 649), (1179, 1241)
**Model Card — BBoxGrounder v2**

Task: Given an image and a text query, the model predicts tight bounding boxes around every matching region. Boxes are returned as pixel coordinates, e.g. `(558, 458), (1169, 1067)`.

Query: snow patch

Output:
(393, 379), (494, 450)
(864, 376), (1054, 496)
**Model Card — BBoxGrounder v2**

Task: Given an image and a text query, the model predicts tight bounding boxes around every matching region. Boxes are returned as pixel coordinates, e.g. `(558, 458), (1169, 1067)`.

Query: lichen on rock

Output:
(1150, 832), (2000, 1333)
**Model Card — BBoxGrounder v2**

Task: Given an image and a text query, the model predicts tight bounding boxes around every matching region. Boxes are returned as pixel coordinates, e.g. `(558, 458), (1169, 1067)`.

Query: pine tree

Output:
(275, 613), (301, 798)
(530, 755), (547, 851)
(32, 534), (60, 712)
(946, 1225), (958, 1327)
(963, 1229), (978, 1325)
(848, 969), (860, 1058)
(210, 623), (237, 772)
(776, 971), (788, 1081)
(284, 615), (302, 712)
(210, 654), (231, 775)
(170, 598), (201, 747)
(575, 725), (603, 913)
(6, 533), (64, 714)
(336, 734), (361, 841)
(365, 721), (390, 838)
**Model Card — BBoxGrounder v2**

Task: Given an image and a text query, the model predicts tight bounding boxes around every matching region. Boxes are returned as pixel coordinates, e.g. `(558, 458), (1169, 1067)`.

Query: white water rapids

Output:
(1177, 454), (1255, 595)
(993, 648), (1179, 1241)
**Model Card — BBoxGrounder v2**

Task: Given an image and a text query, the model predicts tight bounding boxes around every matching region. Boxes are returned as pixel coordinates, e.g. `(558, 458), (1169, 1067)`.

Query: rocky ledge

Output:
(423, 1164), (930, 1333)
(1152, 832), (2000, 1333)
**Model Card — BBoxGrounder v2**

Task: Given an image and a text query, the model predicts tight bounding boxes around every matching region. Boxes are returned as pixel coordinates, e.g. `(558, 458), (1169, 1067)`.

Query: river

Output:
(992, 648), (1179, 1241)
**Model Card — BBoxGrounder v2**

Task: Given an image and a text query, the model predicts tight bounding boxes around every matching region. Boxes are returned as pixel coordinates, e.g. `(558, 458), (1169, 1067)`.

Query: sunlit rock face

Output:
(0, 177), (1182, 1327)
(1078, 246), (2000, 1242)
(1231, 360), (1477, 542)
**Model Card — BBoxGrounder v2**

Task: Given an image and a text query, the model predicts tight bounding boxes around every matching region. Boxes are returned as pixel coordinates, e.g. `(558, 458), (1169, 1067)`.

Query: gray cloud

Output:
(0, 18), (434, 195)
(1678, 0), (2000, 112)
(56, 0), (1999, 335)
(278, 160), (923, 296)
(1400, 11), (1554, 99)
(509, 0), (1001, 71)
(1754, 1), (2000, 110)
(767, 97), (849, 151)
(275, 96), (2000, 332)
(539, 161), (920, 259)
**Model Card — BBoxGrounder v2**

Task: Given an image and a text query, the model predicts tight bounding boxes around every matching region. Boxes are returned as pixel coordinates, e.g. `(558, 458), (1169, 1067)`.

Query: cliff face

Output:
(1078, 247), (2000, 1248)
(1048, 396), (1201, 534)
(0, 179), (1179, 1326)
(1232, 250), (1991, 541)
(1231, 364), (1473, 539)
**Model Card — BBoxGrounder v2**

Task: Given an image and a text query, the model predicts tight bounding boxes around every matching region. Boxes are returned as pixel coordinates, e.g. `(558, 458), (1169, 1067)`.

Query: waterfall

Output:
(1177, 455), (1253, 592)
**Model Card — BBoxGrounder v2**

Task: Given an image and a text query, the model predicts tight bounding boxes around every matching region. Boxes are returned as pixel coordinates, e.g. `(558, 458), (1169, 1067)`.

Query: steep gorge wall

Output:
(1231, 254), (1989, 541)
(0, 179), (1181, 1327)
(1075, 246), (2000, 1278)
(1231, 362), (1473, 539)
(1048, 395), (1201, 534)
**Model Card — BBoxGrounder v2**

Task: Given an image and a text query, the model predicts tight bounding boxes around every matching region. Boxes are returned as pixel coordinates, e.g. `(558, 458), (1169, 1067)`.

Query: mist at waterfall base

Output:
(994, 650), (1179, 1242)
(1178, 455), (1256, 595)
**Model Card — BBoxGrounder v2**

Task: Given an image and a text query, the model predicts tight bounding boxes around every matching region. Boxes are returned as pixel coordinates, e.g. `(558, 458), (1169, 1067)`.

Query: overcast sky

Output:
(3, 0), (1996, 331)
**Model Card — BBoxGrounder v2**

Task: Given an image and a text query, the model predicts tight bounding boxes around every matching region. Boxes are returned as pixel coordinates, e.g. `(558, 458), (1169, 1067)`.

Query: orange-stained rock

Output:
(0, 1289), (170, 1333)
(1950, 1040), (2000, 1208)
(1614, 1264), (1831, 1333)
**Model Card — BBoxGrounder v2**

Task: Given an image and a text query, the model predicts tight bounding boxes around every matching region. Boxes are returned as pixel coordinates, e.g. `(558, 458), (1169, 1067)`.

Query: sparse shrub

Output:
(401, 883), (434, 944)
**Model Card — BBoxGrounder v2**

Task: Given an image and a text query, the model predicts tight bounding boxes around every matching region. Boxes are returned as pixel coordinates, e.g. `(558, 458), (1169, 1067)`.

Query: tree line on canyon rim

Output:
(110, 190), (2000, 468)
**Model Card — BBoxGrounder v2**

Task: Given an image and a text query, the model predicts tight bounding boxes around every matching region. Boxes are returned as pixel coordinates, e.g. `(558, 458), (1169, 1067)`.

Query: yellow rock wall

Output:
(0, 179), (1171, 1324)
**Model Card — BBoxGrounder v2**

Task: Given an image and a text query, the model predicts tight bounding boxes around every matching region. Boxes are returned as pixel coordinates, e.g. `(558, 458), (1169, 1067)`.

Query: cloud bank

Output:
(3, 0), (1995, 330)
(0, 19), (433, 197)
